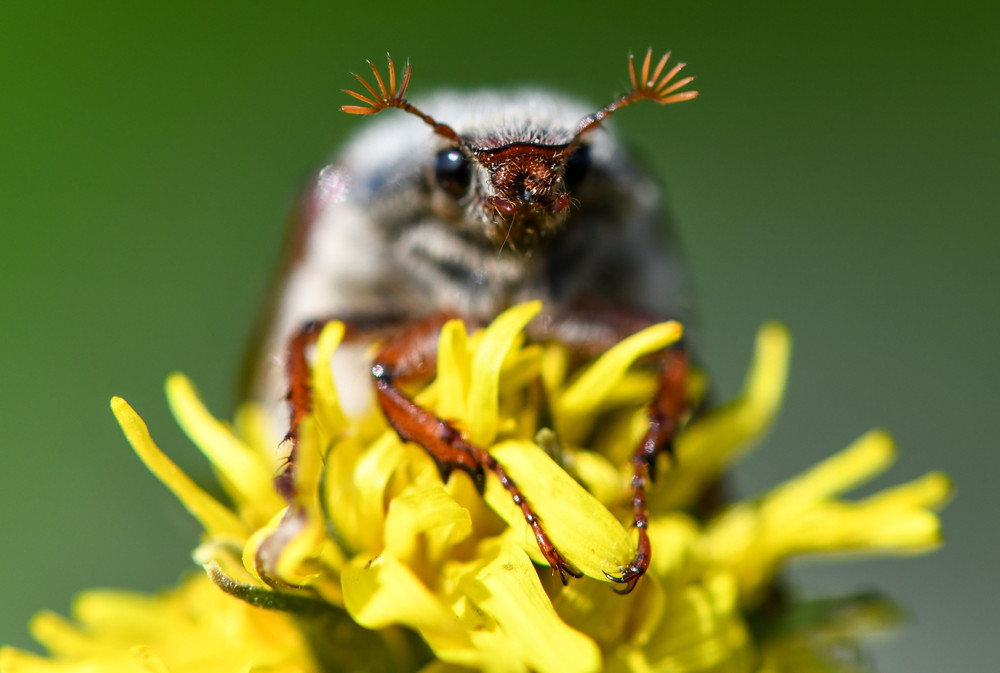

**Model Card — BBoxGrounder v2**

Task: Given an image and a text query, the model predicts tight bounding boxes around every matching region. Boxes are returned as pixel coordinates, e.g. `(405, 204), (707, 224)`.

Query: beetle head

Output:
(342, 50), (696, 254)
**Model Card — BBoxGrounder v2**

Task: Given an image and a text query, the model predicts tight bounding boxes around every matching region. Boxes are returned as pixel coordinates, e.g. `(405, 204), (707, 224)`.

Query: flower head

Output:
(1, 304), (950, 673)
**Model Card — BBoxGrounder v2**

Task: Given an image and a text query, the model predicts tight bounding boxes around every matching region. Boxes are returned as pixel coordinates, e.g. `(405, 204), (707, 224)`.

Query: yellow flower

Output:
(0, 573), (319, 673)
(0, 303), (950, 673)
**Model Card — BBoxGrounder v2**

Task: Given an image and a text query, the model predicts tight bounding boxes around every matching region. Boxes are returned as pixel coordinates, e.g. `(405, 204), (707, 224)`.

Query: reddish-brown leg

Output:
(532, 306), (690, 593)
(367, 314), (484, 488)
(604, 344), (688, 593)
(274, 320), (325, 500)
(275, 316), (401, 499)
(264, 316), (403, 584)
(372, 318), (583, 584)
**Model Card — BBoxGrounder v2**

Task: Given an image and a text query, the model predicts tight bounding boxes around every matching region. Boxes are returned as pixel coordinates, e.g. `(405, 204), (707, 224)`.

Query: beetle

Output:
(251, 50), (697, 593)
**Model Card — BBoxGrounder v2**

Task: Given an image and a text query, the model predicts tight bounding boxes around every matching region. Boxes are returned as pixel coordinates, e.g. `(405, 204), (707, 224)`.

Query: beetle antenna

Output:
(342, 53), (463, 145)
(574, 49), (698, 140)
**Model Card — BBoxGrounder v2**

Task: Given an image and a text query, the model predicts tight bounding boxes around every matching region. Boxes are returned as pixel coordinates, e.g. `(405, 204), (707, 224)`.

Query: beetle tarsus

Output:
(603, 560), (646, 594)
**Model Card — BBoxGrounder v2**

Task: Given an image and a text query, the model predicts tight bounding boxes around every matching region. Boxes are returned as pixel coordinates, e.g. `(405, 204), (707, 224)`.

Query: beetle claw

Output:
(603, 567), (642, 594)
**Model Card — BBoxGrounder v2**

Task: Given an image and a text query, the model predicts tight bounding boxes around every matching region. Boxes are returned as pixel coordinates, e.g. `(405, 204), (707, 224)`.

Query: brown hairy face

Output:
(473, 143), (572, 251)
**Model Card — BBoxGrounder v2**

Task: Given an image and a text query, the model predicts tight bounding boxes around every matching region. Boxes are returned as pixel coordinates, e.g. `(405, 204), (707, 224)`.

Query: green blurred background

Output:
(1, 1), (996, 669)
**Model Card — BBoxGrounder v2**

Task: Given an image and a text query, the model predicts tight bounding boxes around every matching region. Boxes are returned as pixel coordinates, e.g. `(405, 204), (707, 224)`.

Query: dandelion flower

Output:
(0, 304), (950, 673)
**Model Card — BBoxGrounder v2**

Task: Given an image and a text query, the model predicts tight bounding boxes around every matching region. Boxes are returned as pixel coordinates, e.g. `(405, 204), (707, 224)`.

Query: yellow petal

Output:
(862, 470), (953, 512)
(242, 508), (287, 584)
(762, 430), (895, 519)
(290, 417), (325, 508)
(487, 440), (633, 579)
(352, 434), (410, 549)
(497, 345), (544, 393)
(599, 371), (658, 411)
(321, 435), (368, 553)
(851, 507), (943, 551)
(435, 319), (472, 422)
(25, 611), (90, 657)
(466, 301), (542, 445)
(342, 555), (479, 665)
(557, 322), (683, 443)
(111, 397), (246, 540)
(0, 648), (59, 673)
(165, 374), (283, 522)
(12, 556), (320, 670)
(130, 646), (171, 673)
(571, 450), (625, 507)
(313, 321), (348, 437)
(856, 509), (943, 550)
(646, 514), (701, 582)
(781, 504), (943, 554)
(458, 541), (601, 673)
(550, 577), (639, 646)
(740, 322), (790, 422)
(232, 400), (280, 464)
(74, 591), (165, 633)
(384, 485), (473, 565)
(622, 575), (667, 649)
(638, 573), (752, 671)
(655, 323), (791, 509)
(540, 342), (569, 394)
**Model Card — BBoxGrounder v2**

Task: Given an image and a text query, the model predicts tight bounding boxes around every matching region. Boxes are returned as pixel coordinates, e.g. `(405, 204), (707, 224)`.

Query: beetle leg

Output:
(603, 344), (688, 593)
(367, 314), (484, 487)
(532, 305), (691, 593)
(276, 315), (401, 499)
(274, 320), (326, 499)
(264, 314), (402, 583)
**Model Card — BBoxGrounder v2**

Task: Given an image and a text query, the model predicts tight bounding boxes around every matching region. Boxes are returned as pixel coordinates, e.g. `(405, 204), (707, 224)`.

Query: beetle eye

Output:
(434, 148), (471, 198)
(563, 144), (591, 190)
